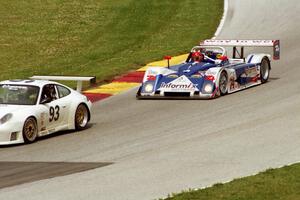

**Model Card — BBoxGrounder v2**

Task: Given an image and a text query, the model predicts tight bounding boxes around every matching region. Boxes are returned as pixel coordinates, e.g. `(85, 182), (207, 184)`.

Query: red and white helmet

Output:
(192, 51), (204, 62)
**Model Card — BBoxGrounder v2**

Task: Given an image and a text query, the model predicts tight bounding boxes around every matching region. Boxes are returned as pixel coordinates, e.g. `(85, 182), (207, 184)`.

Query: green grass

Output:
(0, 0), (223, 87)
(163, 163), (300, 200)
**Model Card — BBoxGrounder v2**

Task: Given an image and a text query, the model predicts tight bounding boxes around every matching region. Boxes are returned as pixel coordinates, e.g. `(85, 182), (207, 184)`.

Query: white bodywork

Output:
(246, 53), (271, 64)
(0, 80), (92, 145)
(201, 39), (276, 46)
(139, 40), (277, 99)
(200, 39), (280, 60)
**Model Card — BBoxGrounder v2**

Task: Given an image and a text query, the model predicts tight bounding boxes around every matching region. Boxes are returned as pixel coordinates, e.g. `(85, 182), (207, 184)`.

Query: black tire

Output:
(219, 71), (228, 96)
(75, 104), (89, 130)
(260, 57), (270, 83)
(136, 86), (142, 99)
(23, 117), (38, 143)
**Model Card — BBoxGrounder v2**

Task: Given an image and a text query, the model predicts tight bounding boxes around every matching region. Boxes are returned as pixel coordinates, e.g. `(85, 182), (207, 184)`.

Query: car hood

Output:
(176, 62), (216, 76)
(0, 104), (31, 118)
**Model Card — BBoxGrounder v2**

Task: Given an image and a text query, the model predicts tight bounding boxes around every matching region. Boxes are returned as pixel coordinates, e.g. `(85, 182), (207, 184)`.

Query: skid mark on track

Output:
(0, 161), (113, 189)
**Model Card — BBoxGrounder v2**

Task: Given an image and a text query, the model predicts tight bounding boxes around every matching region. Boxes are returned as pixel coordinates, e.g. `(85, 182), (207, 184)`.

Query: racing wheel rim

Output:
(75, 104), (89, 129)
(219, 71), (228, 95)
(23, 117), (38, 143)
(260, 58), (270, 82)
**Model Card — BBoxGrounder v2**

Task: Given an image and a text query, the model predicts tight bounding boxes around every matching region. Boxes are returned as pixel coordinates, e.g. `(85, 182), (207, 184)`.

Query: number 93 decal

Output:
(49, 105), (60, 122)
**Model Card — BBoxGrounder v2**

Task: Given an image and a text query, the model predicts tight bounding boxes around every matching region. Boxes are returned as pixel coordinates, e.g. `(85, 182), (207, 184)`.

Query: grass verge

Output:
(0, 0), (223, 88)
(163, 163), (300, 200)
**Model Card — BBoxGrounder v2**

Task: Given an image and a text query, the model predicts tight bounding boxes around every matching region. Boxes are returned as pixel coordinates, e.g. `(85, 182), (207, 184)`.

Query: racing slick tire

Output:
(260, 57), (270, 84)
(75, 104), (89, 130)
(23, 117), (38, 143)
(218, 71), (228, 96)
(136, 86), (142, 99)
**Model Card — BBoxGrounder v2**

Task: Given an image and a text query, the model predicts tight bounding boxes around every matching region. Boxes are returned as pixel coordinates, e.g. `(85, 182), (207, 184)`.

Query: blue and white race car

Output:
(137, 39), (280, 99)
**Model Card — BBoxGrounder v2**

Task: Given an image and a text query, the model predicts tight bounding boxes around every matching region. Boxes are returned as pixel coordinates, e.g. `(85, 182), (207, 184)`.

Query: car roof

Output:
(0, 79), (58, 87)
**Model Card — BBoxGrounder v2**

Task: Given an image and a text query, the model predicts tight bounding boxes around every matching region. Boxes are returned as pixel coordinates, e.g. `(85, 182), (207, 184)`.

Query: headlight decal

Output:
(142, 74), (162, 93)
(0, 113), (13, 125)
(144, 83), (154, 93)
(202, 82), (214, 94)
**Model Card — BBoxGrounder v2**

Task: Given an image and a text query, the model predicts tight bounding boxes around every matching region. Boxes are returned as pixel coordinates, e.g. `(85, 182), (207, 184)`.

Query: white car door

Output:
(54, 84), (72, 125)
(39, 84), (68, 132)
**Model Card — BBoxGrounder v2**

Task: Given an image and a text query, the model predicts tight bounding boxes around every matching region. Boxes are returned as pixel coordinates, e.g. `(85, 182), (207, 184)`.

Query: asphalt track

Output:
(0, 0), (300, 199)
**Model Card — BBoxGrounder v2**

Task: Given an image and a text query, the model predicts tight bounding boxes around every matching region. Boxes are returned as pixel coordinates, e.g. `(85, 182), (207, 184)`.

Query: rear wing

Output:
(200, 39), (280, 60)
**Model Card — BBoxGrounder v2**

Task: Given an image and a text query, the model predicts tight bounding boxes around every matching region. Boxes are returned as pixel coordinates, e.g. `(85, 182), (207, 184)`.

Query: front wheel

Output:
(218, 71), (228, 96)
(260, 57), (270, 83)
(136, 86), (142, 99)
(75, 104), (89, 130)
(23, 117), (38, 143)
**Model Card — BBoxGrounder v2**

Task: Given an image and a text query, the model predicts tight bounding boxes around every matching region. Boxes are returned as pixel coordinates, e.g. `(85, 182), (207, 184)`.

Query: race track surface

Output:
(1, 0), (300, 199)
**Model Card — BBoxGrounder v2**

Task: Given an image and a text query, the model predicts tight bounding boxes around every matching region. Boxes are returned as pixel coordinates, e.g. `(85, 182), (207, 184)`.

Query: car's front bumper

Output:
(0, 123), (24, 145)
(137, 92), (215, 100)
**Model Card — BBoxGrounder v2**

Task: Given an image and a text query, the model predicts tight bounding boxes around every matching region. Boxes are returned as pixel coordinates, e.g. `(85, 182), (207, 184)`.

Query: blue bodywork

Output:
(138, 56), (258, 98)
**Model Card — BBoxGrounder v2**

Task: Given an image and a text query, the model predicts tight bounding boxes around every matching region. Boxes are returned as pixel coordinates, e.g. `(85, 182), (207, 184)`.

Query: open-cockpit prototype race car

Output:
(136, 39), (280, 99)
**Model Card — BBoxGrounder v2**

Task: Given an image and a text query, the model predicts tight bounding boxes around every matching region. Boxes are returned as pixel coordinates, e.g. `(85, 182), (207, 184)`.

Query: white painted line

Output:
(212, 0), (229, 39)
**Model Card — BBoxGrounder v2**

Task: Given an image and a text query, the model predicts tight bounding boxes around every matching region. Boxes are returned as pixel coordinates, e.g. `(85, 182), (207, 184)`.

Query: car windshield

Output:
(0, 84), (39, 105)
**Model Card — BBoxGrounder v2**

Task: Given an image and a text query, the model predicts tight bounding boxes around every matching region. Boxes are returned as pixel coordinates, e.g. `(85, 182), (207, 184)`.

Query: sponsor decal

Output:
(40, 112), (46, 126)
(228, 72), (240, 91)
(229, 75), (239, 90)
(168, 74), (179, 78)
(251, 74), (260, 82)
(245, 67), (258, 77)
(48, 128), (56, 133)
(273, 40), (280, 60)
(147, 75), (156, 81)
(202, 39), (275, 46)
(39, 129), (48, 136)
(2, 85), (27, 90)
(144, 69), (159, 82)
(191, 74), (202, 78)
(158, 75), (199, 92)
(160, 82), (197, 89)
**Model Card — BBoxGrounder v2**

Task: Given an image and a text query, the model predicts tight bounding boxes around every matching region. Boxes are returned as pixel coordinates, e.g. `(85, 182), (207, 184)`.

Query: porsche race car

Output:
(0, 79), (92, 145)
(137, 39), (280, 99)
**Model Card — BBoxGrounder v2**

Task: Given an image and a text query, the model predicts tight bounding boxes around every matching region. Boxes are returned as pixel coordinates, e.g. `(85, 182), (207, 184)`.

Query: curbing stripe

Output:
(112, 71), (145, 83)
(84, 54), (188, 102)
(83, 93), (112, 103)
(84, 82), (140, 95)
(137, 53), (188, 71)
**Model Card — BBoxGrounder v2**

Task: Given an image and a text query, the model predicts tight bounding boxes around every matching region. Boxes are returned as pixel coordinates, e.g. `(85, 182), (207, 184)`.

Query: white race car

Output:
(0, 79), (92, 145)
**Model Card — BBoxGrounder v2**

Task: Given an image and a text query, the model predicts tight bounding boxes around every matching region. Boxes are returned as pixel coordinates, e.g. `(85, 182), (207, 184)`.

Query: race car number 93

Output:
(49, 105), (60, 122)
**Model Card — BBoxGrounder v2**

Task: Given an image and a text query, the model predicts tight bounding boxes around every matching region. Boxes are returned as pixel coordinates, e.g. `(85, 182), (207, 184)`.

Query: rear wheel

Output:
(260, 57), (270, 83)
(75, 104), (89, 130)
(23, 117), (38, 143)
(219, 71), (228, 96)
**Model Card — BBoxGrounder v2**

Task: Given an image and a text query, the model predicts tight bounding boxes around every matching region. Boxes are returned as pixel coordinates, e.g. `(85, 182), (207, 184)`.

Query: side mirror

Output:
(164, 55), (172, 68)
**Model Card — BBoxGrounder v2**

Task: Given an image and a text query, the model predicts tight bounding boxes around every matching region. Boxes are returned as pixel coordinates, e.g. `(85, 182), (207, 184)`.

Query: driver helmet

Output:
(43, 85), (55, 99)
(192, 51), (204, 62)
